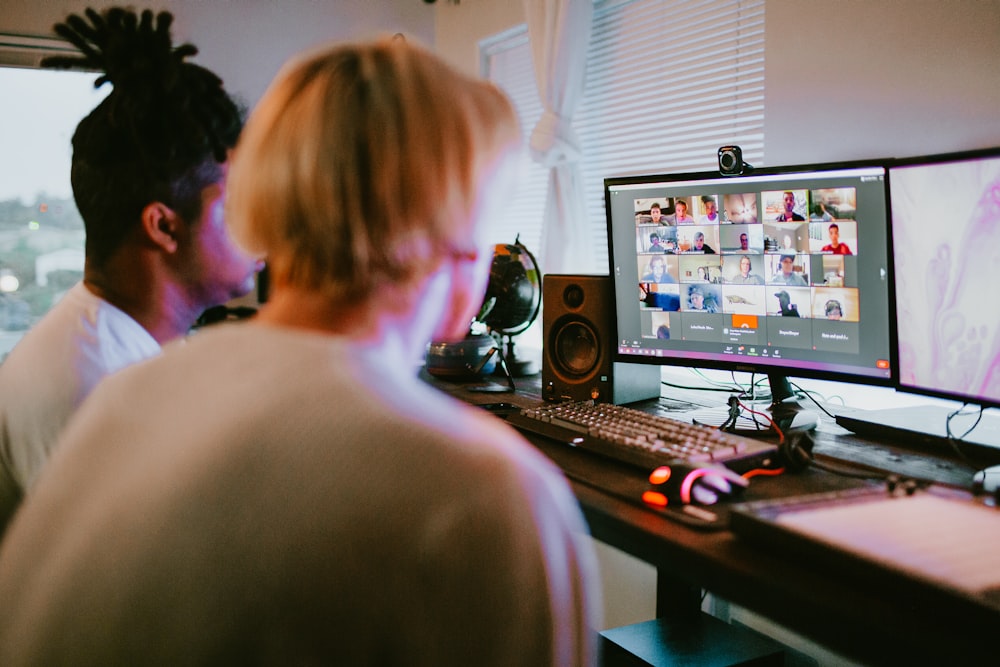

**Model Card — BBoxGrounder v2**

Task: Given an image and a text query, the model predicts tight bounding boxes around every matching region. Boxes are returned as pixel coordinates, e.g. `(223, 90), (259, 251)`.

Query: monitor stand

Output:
(688, 373), (819, 438)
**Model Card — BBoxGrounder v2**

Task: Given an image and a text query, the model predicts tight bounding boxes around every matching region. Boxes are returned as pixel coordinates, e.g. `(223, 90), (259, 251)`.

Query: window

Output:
(481, 0), (765, 273)
(479, 27), (550, 256)
(0, 36), (109, 359)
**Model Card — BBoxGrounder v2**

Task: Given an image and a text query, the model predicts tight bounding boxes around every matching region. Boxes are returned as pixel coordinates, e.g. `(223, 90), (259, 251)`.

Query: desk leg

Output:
(656, 569), (702, 621)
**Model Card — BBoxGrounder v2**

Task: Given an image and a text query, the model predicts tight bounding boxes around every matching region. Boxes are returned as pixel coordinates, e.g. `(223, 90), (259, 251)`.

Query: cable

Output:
(693, 368), (744, 392)
(735, 398), (785, 443)
(944, 404), (983, 464)
(660, 379), (742, 394)
(947, 404), (984, 440)
(717, 395), (743, 431)
(805, 456), (889, 480)
(788, 381), (837, 420)
(742, 466), (786, 479)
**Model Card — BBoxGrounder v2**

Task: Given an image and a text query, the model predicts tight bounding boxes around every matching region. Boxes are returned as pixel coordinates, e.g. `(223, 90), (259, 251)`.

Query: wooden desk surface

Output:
(425, 369), (999, 665)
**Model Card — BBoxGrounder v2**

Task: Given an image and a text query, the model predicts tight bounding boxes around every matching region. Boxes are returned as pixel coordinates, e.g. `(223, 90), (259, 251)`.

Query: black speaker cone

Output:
(552, 319), (600, 377)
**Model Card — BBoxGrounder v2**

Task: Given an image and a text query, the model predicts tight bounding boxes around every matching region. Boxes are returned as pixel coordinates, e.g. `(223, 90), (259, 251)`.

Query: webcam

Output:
(718, 145), (752, 176)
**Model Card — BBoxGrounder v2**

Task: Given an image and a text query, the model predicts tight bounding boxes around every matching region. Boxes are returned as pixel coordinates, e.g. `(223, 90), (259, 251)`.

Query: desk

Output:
(426, 371), (998, 666)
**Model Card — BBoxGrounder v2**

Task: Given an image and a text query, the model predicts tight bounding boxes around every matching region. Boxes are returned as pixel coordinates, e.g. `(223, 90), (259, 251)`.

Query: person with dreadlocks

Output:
(0, 7), (262, 537)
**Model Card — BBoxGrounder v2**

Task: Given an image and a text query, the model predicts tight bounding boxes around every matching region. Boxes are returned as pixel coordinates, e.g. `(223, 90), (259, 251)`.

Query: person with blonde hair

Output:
(0, 37), (599, 666)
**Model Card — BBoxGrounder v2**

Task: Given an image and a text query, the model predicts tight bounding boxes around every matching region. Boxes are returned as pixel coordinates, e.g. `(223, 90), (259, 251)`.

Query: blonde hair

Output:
(227, 37), (519, 304)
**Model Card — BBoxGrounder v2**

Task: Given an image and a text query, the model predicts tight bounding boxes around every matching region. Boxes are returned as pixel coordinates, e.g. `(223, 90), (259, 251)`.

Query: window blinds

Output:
(482, 0), (765, 273)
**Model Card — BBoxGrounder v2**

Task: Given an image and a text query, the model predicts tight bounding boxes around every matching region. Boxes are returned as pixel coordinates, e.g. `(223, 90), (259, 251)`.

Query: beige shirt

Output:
(0, 323), (599, 665)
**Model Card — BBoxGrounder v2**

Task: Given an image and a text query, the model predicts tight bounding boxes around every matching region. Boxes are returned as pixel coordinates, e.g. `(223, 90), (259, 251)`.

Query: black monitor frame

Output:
(604, 158), (897, 419)
(886, 146), (1000, 410)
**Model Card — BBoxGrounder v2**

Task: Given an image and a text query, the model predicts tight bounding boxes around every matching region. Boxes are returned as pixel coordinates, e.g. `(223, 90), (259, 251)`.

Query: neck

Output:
(84, 259), (200, 344)
(256, 281), (437, 370)
(256, 286), (372, 336)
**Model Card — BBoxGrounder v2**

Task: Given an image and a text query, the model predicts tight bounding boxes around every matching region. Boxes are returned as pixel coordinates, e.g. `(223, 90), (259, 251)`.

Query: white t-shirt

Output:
(0, 282), (159, 532)
(0, 322), (600, 665)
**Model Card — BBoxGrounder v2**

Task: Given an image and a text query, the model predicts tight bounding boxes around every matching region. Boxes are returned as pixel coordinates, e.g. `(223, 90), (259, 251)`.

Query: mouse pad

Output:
(729, 486), (1000, 610)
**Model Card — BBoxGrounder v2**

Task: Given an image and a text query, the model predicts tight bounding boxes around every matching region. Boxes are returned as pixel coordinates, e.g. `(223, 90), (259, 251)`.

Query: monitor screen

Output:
(888, 148), (1000, 409)
(604, 161), (895, 400)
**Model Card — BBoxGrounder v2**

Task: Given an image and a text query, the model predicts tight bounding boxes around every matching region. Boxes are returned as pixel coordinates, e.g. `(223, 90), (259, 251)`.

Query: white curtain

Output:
(523, 0), (594, 274)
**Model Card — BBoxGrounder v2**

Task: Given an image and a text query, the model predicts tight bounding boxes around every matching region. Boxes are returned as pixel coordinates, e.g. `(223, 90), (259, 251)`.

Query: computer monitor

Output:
(604, 160), (895, 432)
(888, 147), (1000, 409)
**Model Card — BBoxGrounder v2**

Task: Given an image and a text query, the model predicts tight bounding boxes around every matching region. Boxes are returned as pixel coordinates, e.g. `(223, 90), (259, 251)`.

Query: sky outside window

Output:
(0, 66), (109, 356)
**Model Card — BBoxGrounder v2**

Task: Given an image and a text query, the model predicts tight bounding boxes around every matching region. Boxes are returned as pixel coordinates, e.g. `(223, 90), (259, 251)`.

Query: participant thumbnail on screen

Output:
(721, 254), (765, 285)
(638, 226), (678, 253)
(719, 225), (764, 253)
(766, 252), (809, 286)
(764, 221), (810, 253)
(695, 194), (721, 223)
(639, 254), (679, 283)
(810, 220), (857, 255)
(634, 197), (673, 225)
(809, 187), (857, 221)
(768, 287), (811, 317)
(676, 225), (719, 254)
(723, 192), (758, 223)
(678, 255), (722, 284)
(720, 285), (766, 315)
(811, 287), (859, 322)
(683, 284), (722, 313)
(763, 189), (807, 221)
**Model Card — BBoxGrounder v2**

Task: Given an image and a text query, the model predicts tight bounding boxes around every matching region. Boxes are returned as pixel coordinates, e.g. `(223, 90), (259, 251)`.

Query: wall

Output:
(12, 0), (996, 160)
(764, 0), (1000, 165)
(433, 0), (524, 76)
(0, 0), (436, 109)
(432, 0), (1000, 165)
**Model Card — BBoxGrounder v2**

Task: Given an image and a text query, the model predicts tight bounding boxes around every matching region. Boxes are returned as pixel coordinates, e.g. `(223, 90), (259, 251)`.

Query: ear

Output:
(140, 202), (181, 254)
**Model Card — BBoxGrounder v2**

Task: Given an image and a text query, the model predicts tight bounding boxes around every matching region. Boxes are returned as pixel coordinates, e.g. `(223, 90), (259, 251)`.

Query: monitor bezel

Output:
(603, 157), (898, 389)
(886, 145), (1000, 409)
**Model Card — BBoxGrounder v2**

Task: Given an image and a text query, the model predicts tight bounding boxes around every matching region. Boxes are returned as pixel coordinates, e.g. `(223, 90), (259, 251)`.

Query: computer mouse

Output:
(972, 464), (1000, 494)
(683, 466), (750, 505)
(644, 463), (749, 507)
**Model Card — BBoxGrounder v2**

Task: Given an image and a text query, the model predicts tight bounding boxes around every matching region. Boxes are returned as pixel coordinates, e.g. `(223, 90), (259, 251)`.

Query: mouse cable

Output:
(742, 466), (786, 480)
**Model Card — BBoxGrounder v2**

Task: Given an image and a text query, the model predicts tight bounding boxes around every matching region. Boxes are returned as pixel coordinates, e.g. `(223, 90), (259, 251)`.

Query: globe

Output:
(423, 238), (541, 382)
(480, 238), (541, 376)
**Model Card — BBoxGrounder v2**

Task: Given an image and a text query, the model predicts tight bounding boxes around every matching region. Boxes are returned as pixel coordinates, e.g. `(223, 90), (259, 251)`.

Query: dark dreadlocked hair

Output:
(41, 7), (244, 264)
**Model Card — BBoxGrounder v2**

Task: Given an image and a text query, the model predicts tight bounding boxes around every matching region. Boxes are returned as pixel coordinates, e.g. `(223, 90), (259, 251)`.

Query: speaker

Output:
(542, 274), (660, 404)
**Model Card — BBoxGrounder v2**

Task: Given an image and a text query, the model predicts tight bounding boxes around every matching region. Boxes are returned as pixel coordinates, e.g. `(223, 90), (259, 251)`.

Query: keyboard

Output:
(506, 400), (779, 473)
